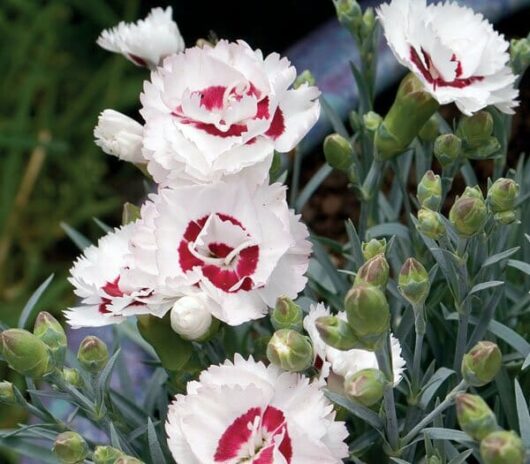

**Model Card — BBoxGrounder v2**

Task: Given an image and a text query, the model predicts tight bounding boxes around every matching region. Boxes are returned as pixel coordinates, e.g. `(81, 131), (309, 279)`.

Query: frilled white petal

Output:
(97, 7), (184, 68)
(139, 40), (319, 186)
(304, 303), (406, 385)
(165, 356), (348, 464)
(94, 110), (144, 163)
(377, 0), (518, 114)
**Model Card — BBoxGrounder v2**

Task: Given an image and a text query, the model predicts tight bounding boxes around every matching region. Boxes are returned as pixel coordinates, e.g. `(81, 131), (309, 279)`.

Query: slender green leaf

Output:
(481, 247), (520, 268)
(507, 259), (530, 275)
(468, 281), (504, 296)
(320, 96), (349, 138)
(422, 428), (474, 445)
(60, 222), (92, 250)
(324, 390), (384, 431)
(295, 164), (333, 211)
(147, 418), (167, 464)
(18, 274), (54, 329)
(447, 450), (473, 464)
(514, 379), (530, 447)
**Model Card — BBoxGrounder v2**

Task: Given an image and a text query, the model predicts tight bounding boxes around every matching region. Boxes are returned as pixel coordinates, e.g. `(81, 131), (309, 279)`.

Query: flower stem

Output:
(401, 380), (467, 446)
(375, 334), (400, 452)
(411, 304), (426, 391)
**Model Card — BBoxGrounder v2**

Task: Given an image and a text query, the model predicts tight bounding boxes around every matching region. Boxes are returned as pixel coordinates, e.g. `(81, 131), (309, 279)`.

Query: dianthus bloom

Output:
(166, 355), (349, 463)
(124, 180), (311, 325)
(377, 0), (518, 114)
(65, 224), (148, 328)
(140, 40), (320, 185)
(304, 304), (406, 385)
(97, 7), (184, 68)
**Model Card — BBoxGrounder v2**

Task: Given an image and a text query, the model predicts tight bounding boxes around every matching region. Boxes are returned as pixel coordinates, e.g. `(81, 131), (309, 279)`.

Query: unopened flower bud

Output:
(434, 133), (462, 167)
(462, 341), (502, 387)
(266, 329), (313, 372)
(354, 253), (389, 290)
(0, 381), (16, 405)
(115, 457), (145, 464)
(170, 296), (218, 342)
(93, 446), (124, 464)
(33, 311), (67, 366)
(375, 74), (439, 160)
(511, 37), (530, 74)
(398, 258), (430, 306)
(488, 178), (519, 213)
(449, 189), (487, 238)
(480, 431), (525, 464)
(52, 431), (89, 464)
(324, 133), (354, 172)
(334, 0), (362, 33)
(0, 329), (52, 378)
(271, 297), (304, 332)
(63, 367), (83, 388)
(494, 210), (517, 225)
(344, 285), (390, 349)
(457, 111), (494, 148)
(427, 455), (442, 464)
(456, 393), (498, 441)
(362, 238), (386, 261)
(417, 170), (442, 211)
(363, 111), (382, 131)
(293, 70), (316, 89)
(419, 114), (439, 142)
(77, 336), (109, 373)
(94, 110), (144, 164)
(315, 315), (359, 351)
(417, 208), (445, 240)
(344, 368), (386, 407)
(360, 7), (376, 39)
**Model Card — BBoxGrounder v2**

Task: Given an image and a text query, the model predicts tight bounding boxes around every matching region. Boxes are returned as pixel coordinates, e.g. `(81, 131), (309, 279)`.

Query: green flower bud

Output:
(122, 202), (141, 225)
(63, 367), (83, 388)
(293, 70), (316, 89)
(349, 111), (362, 132)
(434, 133), (462, 167)
(488, 178), (519, 213)
(114, 456), (145, 464)
(456, 393), (498, 441)
(494, 210), (517, 225)
(480, 431), (525, 464)
(363, 111), (382, 131)
(511, 37), (530, 74)
(266, 329), (313, 372)
(315, 315), (359, 351)
(462, 341), (502, 387)
(334, 0), (362, 33)
(419, 114), (439, 142)
(416, 208), (445, 240)
(0, 381), (16, 405)
(449, 189), (487, 238)
(361, 8), (376, 39)
(77, 336), (109, 373)
(427, 455), (442, 464)
(344, 368), (386, 407)
(375, 74), (439, 160)
(457, 111), (494, 148)
(354, 253), (389, 290)
(93, 446), (124, 464)
(52, 432), (89, 464)
(398, 258), (430, 306)
(33, 311), (67, 366)
(324, 133), (354, 172)
(271, 297), (304, 332)
(417, 170), (442, 211)
(0, 329), (52, 378)
(362, 238), (387, 261)
(344, 285), (390, 349)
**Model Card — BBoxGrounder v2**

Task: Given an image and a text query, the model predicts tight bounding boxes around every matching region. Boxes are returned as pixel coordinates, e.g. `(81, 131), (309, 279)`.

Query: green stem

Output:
(411, 304), (426, 391)
(375, 334), (400, 452)
(453, 308), (470, 376)
(401, 380), (468, 446)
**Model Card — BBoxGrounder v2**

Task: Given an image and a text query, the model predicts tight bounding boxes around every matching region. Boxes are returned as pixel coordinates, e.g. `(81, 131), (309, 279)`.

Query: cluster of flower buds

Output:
(449, 186), (488, 238)
(416, 170), (445, 240)
(333, 0), (376, 44)
(487, 178), (520, 225)
(375, 74), (439, 160)
(457, 112), (501, 160)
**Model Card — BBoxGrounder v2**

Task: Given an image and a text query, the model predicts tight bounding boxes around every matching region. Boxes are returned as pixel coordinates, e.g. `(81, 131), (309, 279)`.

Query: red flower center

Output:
(171, 83), (285, 140)
(409, 47), (484, 89)
(214, 405), (292, 463)
(98, 276), (145, 314)
(178, 213), (260, 293)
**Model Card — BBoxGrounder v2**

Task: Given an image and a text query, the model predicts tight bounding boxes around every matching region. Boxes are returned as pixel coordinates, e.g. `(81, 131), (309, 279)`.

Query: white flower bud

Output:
(94, 110), (144, 164)
(170, 296), (213, 341)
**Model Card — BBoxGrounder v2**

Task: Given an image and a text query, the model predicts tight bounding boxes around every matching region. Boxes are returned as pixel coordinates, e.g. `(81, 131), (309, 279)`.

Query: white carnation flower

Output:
(94, 110), (144, 163)
(65, 223), (149, 328)
(123, 180), (311, 326)
(140, 40), (320, 186)
(97, 7), (184, 69)
(166, 355), (349, 463)
(304, 303), (406, 385)
(377, 0), (518, 115)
